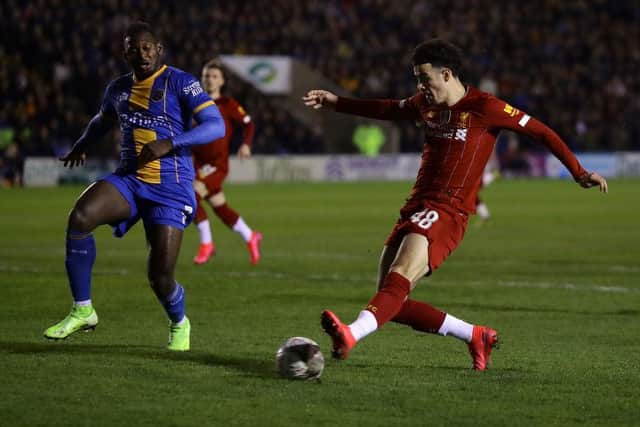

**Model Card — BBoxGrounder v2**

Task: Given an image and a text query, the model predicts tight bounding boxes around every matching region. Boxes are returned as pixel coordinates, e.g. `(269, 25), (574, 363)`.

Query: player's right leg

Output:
(44, 180), (131, 340)
(193, 195), (216, 265)
(321, 244), (399, 357)
(322, 234), (428, 359)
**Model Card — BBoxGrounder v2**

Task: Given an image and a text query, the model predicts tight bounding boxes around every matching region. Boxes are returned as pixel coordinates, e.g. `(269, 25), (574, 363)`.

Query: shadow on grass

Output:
(0, 340), (277, 379)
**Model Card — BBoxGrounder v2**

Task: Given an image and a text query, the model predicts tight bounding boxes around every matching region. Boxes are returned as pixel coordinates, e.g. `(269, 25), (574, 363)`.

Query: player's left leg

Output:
(145, 224), (190, 351)
(208, 190), (262, 265)
(382, 233), (497, 369)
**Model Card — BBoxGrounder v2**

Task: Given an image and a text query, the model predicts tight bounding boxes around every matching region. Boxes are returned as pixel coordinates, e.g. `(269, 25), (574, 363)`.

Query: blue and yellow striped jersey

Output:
(100, 65), (215, 184)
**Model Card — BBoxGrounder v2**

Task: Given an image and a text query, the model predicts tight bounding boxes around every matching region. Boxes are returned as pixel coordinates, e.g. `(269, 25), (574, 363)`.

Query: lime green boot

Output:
(168, 316), (190, 351)
(44, 304), (98, 340)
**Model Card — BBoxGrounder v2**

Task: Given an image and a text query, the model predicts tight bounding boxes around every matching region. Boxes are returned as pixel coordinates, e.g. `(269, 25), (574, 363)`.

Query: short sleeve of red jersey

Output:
(482, 96), (587, 180)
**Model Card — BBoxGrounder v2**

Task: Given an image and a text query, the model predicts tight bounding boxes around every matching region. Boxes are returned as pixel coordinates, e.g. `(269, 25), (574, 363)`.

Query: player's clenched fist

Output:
(302, 90), (338, 109)
(138, 138), (173, 167)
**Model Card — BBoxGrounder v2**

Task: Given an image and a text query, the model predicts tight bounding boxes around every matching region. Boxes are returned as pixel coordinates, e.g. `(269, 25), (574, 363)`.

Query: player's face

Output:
(201, 67), (224, 94)
(124, 32), (163, 79)
(414, 63), (450, 105)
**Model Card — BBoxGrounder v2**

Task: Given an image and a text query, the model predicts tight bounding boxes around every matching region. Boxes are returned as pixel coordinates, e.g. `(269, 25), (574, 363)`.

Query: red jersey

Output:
(191, 95), (255, 174)
(336, 86), (587, 214)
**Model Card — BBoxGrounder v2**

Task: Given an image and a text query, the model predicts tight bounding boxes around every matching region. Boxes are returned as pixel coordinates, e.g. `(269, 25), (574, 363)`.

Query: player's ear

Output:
(157, 43), (164, 56)
(443, 68), (451, 82)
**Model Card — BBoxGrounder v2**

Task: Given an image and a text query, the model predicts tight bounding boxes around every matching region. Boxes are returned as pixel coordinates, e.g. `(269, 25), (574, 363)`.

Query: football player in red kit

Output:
(191, 60), (262, 265)
(303, 39), (607, 370)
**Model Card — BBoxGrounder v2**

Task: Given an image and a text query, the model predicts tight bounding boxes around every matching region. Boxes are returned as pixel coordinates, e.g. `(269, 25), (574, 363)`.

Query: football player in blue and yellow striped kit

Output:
(44, 22), (225, 351)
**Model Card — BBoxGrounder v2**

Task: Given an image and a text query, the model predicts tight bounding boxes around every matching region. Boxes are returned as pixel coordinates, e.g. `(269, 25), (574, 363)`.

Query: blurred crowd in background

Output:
(1, 0), (639, 186)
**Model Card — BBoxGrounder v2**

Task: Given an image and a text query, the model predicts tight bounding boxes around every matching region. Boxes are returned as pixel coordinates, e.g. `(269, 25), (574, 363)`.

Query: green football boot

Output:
(167, 316), (190, 351)
(44, 304), (98, 340)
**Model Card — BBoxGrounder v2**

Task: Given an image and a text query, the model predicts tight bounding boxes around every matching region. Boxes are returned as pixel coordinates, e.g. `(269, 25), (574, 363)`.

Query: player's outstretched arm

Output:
(60, 112), (114, 168)
(577, 171), (608, 193)
(483, 97), (609, 195)
(304, 90), (418, 121)
(303, 90), (338, 110)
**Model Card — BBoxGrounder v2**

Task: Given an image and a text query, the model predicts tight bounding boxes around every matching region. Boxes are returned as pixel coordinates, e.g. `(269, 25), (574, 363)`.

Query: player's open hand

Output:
(138, 139), (173, 167)
(303, 90), (338, 109)
(578, 171), (608, 193)
(59, 149), (86, 169)
(237, 143), (252, 159)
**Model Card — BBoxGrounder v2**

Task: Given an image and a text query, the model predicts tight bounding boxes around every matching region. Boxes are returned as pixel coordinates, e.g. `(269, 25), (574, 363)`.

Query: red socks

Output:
(366, 272), (411, 327)
(195, 201), (240, 228)
(366, 271), (446, 334)
(194, 201), (208, 223)
(214, 203), (240, 228)
(392, 299), (446, 334)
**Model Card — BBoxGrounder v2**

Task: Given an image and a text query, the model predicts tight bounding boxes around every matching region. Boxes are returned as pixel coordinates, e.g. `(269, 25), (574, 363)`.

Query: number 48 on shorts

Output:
(410, 208), (440, 229)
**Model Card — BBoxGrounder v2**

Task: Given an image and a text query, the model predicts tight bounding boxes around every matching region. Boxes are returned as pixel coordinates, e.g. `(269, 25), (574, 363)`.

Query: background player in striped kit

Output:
(303, 38), (608, 370)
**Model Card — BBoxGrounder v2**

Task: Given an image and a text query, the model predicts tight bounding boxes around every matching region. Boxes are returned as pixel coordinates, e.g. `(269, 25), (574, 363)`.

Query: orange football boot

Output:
(468, 325), (499, 370)
(193, 242), (216, 265)
(321, 310), (356, 360)
(247, 232), (263, 265)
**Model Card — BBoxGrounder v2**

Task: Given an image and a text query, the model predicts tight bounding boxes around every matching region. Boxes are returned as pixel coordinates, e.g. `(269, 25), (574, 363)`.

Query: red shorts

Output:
(385, 200), (468, 274)
(193, 162), (228, 199)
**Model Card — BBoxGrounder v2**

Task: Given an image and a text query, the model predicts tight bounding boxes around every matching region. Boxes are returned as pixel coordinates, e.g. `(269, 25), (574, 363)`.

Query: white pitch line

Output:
(0, 264), (130, 276)
(1, 264), (637, 294)
(609, 265), (640, 273)
(495, 280), (636, 294)
(192, 270), (639, 294)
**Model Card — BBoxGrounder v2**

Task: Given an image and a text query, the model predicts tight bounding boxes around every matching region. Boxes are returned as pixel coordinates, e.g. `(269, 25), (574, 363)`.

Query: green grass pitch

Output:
(1, 179), (639, 426)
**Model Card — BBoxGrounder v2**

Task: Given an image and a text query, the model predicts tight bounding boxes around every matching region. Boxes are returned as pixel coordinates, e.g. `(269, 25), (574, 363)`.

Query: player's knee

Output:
(209, 191), (225, 207)
(68, 207), (95, 232)
(389, 263), (426, 284)
(148, 269), (174, 296)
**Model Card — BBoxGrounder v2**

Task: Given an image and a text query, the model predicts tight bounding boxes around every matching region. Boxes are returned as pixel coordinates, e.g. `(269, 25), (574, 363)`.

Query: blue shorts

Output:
(102, 173), (196, 238)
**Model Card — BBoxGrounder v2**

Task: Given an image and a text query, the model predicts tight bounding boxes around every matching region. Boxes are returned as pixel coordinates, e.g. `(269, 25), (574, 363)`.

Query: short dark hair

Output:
(412, 39), (463, 77)
(124, 21), (159, 42)
(203, 59), (224, 75)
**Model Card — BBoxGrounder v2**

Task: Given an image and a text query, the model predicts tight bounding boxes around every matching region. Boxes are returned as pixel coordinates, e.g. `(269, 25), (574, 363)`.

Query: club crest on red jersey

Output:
(458, 111), (470, 129)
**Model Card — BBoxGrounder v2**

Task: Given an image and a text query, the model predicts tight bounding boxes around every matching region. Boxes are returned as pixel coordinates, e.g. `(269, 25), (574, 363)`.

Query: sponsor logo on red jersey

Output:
(503, 103), (520, 117)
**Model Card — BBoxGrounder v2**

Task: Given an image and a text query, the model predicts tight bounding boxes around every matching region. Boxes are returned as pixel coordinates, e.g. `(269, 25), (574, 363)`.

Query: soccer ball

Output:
(275, 337), (325, 380)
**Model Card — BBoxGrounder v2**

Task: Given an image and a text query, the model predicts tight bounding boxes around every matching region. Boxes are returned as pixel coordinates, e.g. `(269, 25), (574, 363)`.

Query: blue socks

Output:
(66, 229), (186, 324)
(65, 230), (96, 303)
(161, 283), (185, 324)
